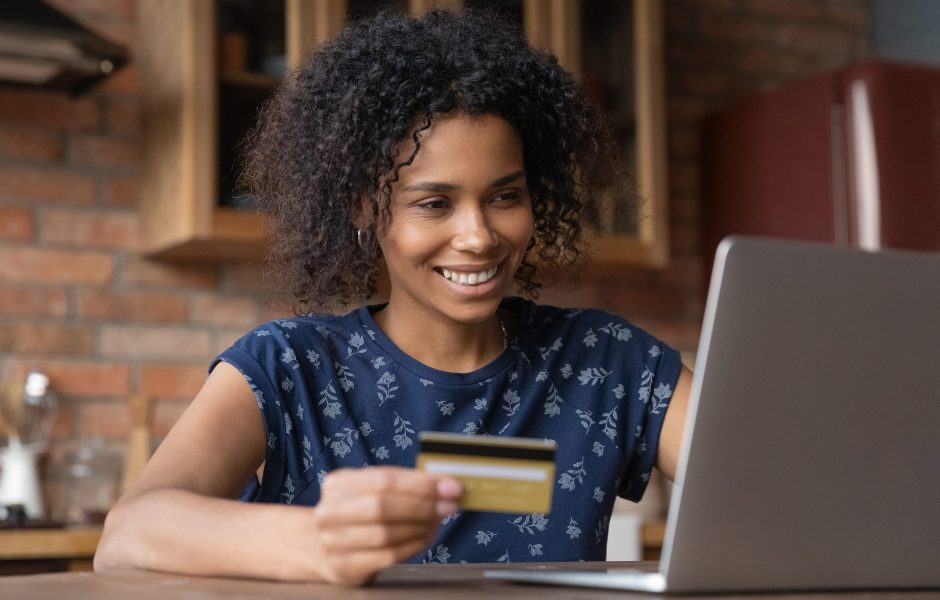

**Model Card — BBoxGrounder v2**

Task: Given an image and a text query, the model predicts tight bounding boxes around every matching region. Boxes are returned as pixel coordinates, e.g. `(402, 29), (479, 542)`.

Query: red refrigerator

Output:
(702, 59), (940, 277)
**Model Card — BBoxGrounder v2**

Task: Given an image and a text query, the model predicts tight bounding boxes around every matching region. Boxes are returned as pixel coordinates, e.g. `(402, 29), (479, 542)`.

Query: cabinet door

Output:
(526, 0), (669, 268)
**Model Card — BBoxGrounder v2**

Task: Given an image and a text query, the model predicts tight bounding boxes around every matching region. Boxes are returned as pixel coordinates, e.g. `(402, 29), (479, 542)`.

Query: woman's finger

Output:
(322, 466), (461, 500)
(318, 522), (433, 551)
(316, 491), (451, 526)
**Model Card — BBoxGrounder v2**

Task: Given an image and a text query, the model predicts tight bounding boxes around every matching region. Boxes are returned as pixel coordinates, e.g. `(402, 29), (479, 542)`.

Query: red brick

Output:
(69, 135), (139, 171)
(221, 264), (266, 293)
(210, 328), (250, 358)
(670, 0), (737, 13)
(4, 360), (130, 397)
(40, 208), (138, 249)
(258, 303), (295, 323)
(666, 97), (713, 124)
(667, 127), (700, 159)
(669, 219), (702, 255)
(139, 364), (207, 399)
(98, 64), (138, 96)
(538, 284), (601, 311)
(100, 325), (211, 360)
(746, 0), (823, 20)
(0, 247), (113, 284)
(120, 257), (218, 289)
(665, 41), (732, 69)
(669, 162), (700, 195)
(49, 402), (76, 441)
(76, 289), (188, 323)
(0, 128), (64, 162)
(661, 255), (705, 290)
(599, 285), (687, 321)
(822, 0), (869, 28)
(0, 165), (96, 205)
(679, 70), (737, 97)
(0, 206), (33, 241)
(0, 285), (68, 317)
(663, 5), (699, 35)
(0, 89), (100, 132)
(670, 191), (701, 222)
(104, 97), (139, 136)
(632, 317), (702, 353)
(734, 48), (805, 75)
(0, 323), (94, 355)
(700, 15), (772, 44)
(153, 399), (189, 438)
(77, 401), (129, 439)
(191, 294), (259, 328)
(103, 175), (139, 208)
(772, 24), (853, 54)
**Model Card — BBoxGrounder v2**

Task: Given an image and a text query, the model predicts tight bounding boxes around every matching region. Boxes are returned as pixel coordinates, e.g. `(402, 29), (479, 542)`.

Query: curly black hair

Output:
(241, 8), (633, 314)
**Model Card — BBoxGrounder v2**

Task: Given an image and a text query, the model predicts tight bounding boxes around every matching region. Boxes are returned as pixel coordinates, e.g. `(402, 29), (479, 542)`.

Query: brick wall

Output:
(0, 0), (871, 448)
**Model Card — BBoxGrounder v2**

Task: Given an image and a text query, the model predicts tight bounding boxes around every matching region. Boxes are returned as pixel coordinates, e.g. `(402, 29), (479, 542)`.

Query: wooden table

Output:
(0, 521), (665, 575)
(1, 563), (937, 599)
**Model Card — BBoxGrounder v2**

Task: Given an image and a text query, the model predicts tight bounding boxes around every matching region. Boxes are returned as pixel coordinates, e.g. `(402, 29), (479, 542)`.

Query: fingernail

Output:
(436, 499), (458, 517)
(436, 478), (462, 497)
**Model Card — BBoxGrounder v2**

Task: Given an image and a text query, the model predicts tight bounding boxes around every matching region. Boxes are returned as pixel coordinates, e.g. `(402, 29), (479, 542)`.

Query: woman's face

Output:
(376, 112), (535, 326)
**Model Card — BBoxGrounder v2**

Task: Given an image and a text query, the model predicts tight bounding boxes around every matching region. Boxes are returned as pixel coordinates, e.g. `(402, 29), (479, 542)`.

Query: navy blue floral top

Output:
(212, 297), (682, 564)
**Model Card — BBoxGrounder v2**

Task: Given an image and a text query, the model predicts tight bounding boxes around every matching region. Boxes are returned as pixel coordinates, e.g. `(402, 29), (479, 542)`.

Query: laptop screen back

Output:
(662, 237), (940, 592)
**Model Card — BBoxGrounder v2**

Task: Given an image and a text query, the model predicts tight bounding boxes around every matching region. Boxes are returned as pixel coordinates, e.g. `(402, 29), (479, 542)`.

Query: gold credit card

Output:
(416, 431), (556, 514)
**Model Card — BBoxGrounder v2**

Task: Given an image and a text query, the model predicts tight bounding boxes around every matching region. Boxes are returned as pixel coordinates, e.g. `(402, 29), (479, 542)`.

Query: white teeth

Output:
(438, 265), (500, 286)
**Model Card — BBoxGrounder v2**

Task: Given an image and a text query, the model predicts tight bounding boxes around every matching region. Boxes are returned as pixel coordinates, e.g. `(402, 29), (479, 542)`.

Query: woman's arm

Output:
(656, 366), (694, 481)
(94, 361), (460, 585)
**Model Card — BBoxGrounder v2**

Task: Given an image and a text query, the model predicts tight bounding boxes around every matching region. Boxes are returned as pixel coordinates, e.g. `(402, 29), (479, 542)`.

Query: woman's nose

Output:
(451, 207), (498, 253)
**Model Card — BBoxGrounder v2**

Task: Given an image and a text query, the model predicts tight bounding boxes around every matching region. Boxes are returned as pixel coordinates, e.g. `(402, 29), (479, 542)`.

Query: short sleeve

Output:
(210, 320), (324, 503)
(616, 329), (683, 502)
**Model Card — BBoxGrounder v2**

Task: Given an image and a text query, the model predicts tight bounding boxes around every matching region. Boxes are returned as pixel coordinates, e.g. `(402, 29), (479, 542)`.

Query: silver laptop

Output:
(487, 236), (940, 593)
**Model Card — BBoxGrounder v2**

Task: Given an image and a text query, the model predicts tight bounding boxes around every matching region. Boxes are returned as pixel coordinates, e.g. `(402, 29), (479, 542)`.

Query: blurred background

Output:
(0, 0), (937, 574)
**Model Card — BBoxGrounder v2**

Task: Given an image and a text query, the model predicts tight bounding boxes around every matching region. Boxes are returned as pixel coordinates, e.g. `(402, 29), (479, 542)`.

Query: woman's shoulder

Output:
(223, 309), (361, 360)
(506, 297), (675, 368)
(507, 297), (644, 339)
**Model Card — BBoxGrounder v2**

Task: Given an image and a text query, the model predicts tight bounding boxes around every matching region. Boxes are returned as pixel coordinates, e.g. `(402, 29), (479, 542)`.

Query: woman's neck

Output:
(373, 300), (507, 373)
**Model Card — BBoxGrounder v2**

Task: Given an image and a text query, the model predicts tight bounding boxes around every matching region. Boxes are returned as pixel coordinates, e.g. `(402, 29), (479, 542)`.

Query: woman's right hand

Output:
(308, 466), (462, 586)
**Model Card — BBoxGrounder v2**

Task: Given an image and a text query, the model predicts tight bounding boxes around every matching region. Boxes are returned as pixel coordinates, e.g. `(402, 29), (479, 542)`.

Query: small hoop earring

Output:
(356, 228), (366, 250)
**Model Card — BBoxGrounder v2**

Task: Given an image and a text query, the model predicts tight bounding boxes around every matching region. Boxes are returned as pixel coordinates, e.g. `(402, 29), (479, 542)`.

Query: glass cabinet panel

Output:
(581, 0), (637, 237)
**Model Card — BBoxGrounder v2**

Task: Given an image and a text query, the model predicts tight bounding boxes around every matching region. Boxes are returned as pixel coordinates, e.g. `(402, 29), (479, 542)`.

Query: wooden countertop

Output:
(0, 526), (102, 560)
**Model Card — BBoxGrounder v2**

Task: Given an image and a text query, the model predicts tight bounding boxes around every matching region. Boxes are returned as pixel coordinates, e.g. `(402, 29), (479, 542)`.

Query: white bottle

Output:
(20, 370), (58, 446)
(0, 370), (58, 519)
(0, 438), (46, 519)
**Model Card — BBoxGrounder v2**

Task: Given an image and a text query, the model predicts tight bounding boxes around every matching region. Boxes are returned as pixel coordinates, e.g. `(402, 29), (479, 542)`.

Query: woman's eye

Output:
(494, 191), (522, 204)
(418, 199), (448, 210)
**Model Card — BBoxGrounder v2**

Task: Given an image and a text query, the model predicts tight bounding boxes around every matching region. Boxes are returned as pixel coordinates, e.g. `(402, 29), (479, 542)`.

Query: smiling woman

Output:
(374, 114), (534, 372)
(93, 7), (691, 587)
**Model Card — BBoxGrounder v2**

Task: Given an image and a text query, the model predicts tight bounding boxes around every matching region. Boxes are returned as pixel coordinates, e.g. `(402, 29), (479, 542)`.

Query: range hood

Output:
(0, 0), (127, 95)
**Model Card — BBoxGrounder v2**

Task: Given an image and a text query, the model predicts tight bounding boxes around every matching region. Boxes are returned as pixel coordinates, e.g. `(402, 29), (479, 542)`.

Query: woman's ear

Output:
(352, 195), (372, 231)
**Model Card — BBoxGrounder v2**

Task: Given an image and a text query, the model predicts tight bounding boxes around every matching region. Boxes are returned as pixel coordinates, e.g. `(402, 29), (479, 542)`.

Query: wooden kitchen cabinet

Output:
(138, 0), (668, 267)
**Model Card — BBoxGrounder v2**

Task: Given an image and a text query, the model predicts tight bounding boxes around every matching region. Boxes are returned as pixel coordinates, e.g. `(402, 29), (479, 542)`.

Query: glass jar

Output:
(45, 438), (123, 525)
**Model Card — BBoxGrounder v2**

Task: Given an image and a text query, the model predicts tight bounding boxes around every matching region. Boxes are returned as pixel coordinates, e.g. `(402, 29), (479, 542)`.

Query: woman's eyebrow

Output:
(401, 170), (526, 193)
(490, 170), (526, 188)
